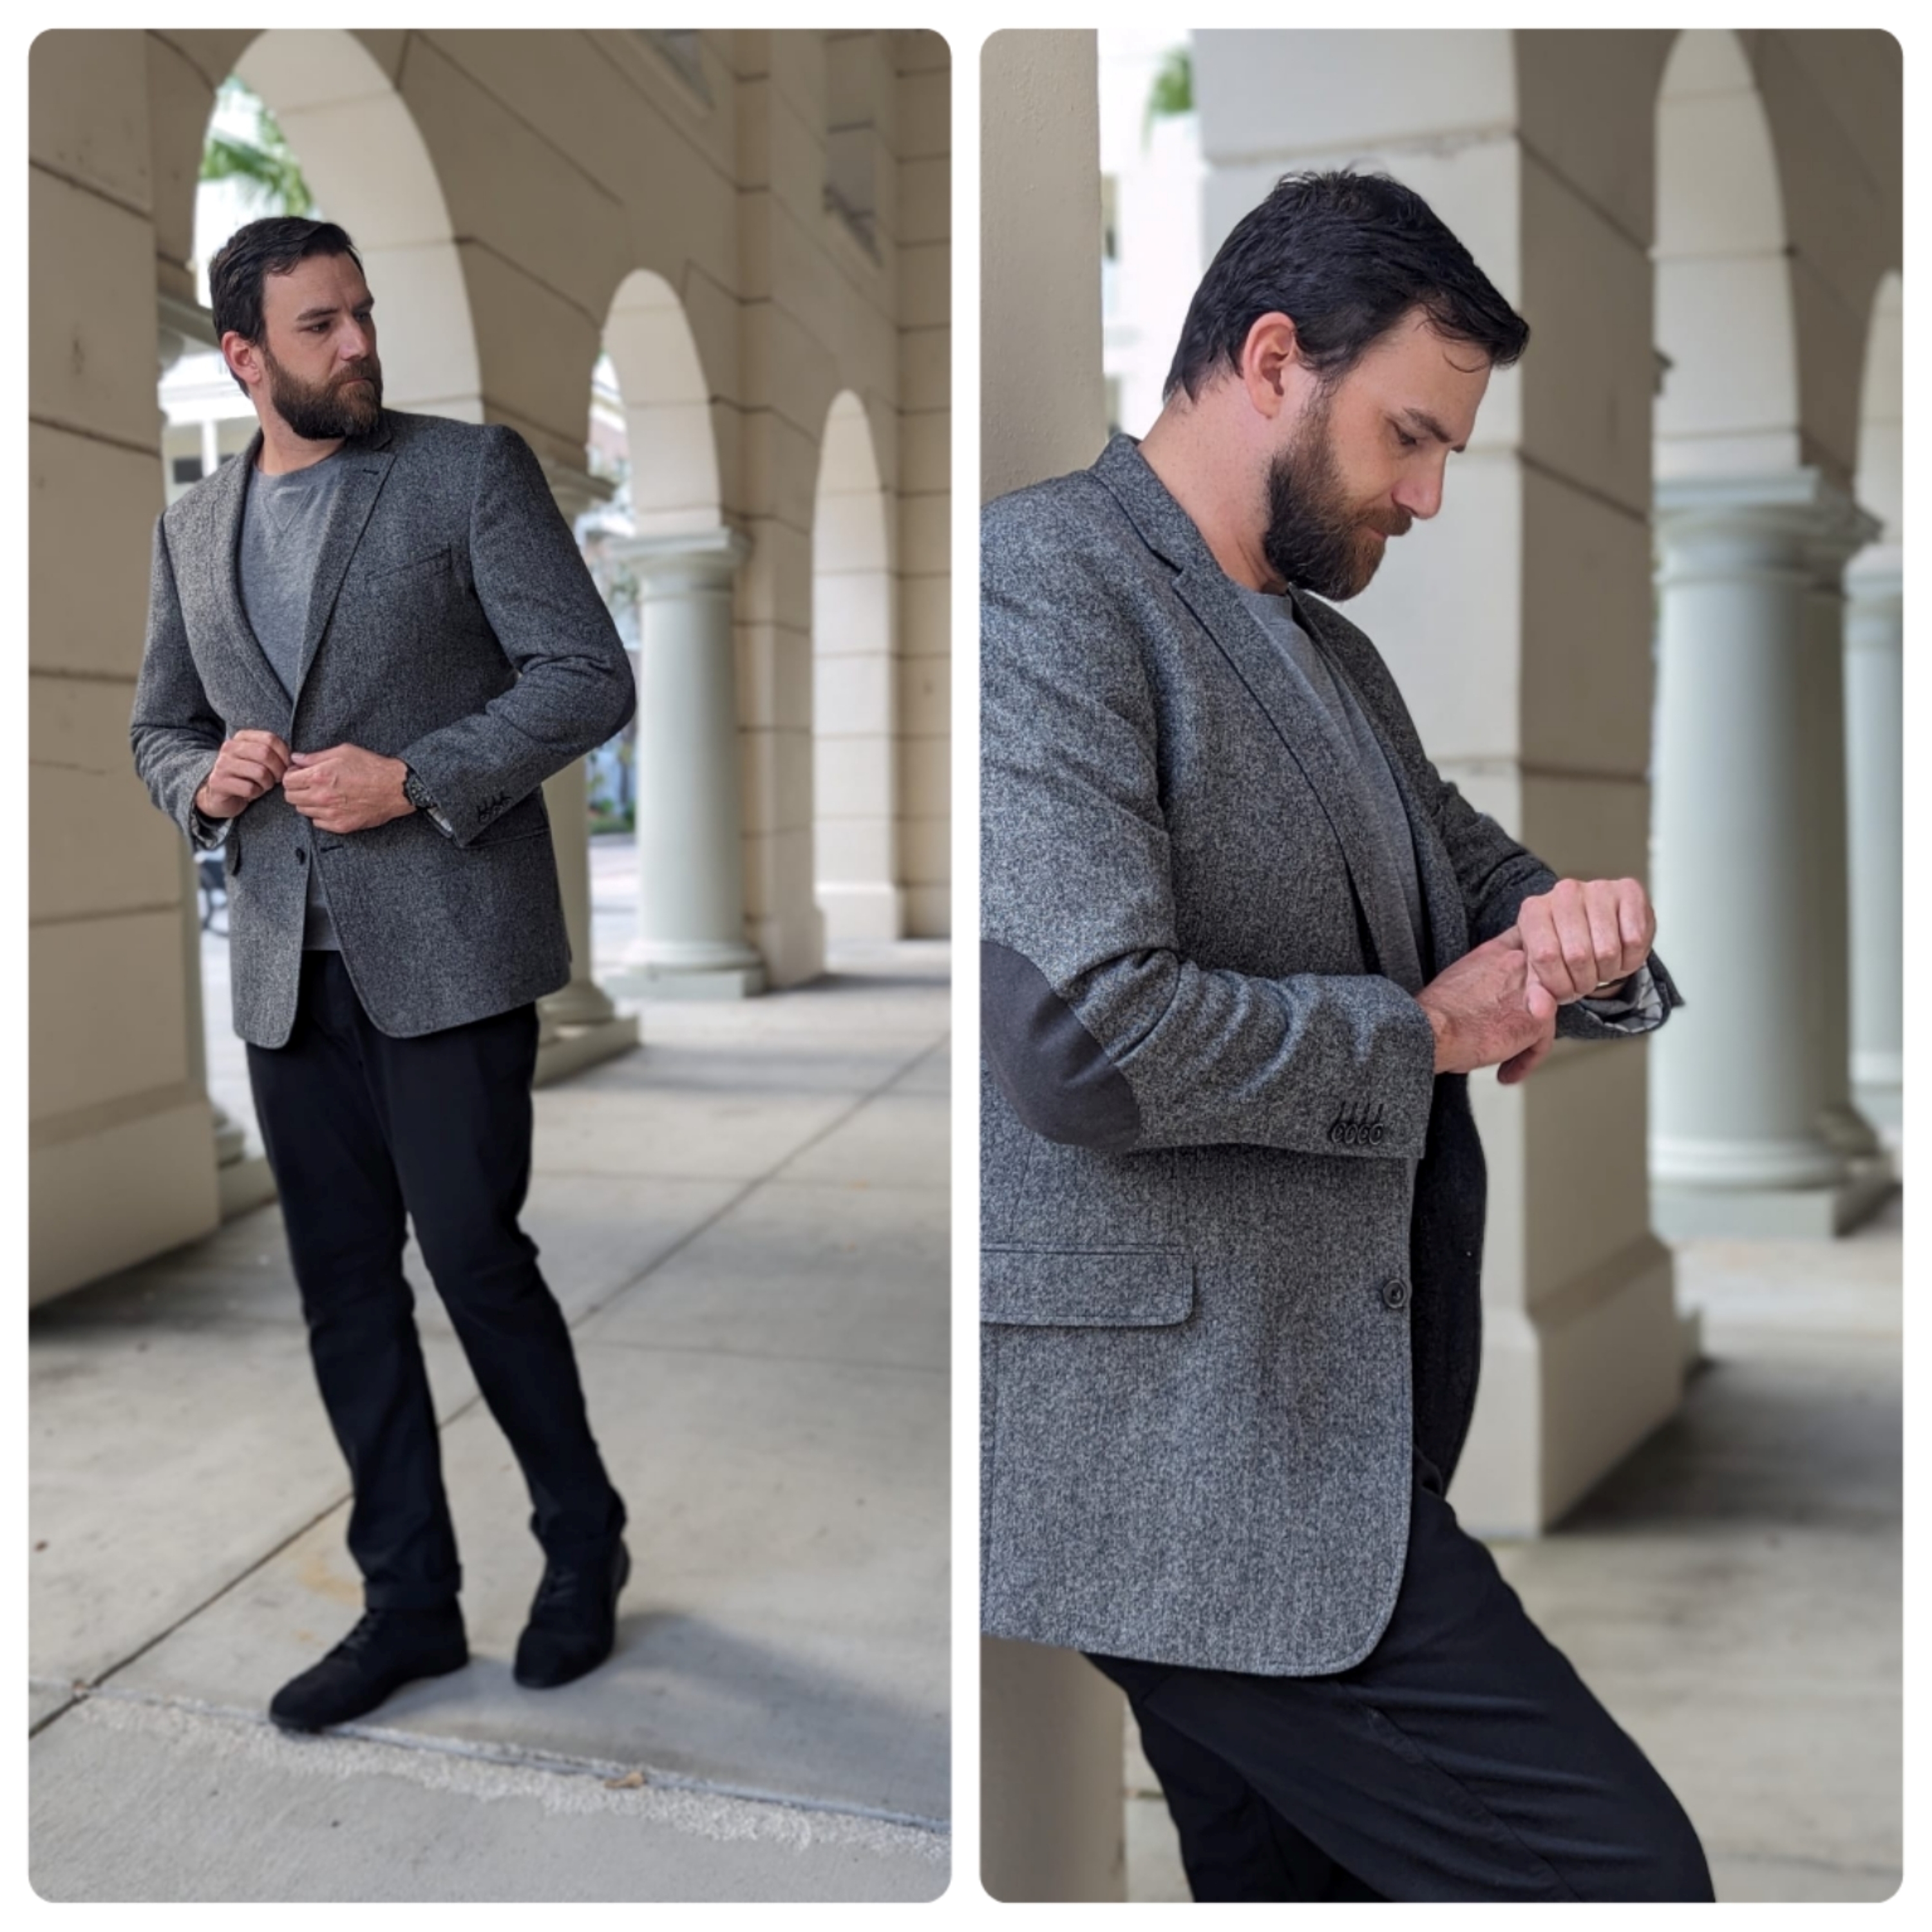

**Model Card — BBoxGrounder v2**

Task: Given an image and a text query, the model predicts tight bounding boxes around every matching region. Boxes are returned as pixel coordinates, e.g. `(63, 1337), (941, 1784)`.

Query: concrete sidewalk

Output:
(1125, 1195), (1903, 1903)
(30, 933), (952, 1902)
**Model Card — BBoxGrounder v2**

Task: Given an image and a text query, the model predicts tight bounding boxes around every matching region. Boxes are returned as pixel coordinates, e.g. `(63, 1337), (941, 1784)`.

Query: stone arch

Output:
(810, 390), (901, 943)
(227, 29), (482, 419)
(600, 269), (722, 535)
(1653, 28), (1800, 480)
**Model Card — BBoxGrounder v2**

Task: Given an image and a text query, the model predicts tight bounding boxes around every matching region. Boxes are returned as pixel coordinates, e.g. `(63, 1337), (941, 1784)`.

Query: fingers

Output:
(1522, 880), (1657, 1001)
(1497, 1025), (1555, 1086)
(1615, 877), (1655, 979)
(1519, 893), (1582, 1003)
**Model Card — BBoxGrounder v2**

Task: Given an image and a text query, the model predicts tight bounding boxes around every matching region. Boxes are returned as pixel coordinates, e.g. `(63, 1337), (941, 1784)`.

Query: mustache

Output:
(1363, 509), (1413, 539)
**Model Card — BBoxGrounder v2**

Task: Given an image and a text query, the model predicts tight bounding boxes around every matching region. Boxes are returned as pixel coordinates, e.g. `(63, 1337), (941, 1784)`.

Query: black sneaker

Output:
(514, 1540), (630, 1690)
(268, 1605), (468, 1732)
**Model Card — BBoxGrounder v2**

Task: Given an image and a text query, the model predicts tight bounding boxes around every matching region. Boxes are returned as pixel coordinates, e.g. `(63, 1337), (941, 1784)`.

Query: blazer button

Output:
(1370, 1124), (1385, 1146)
(1327, 1121), (1343, 1144)
(1381, 1278), (1409, 1310)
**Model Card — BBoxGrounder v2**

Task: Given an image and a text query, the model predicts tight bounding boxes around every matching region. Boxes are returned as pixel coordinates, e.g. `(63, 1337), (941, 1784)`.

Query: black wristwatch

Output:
(402, 765), (437, 813)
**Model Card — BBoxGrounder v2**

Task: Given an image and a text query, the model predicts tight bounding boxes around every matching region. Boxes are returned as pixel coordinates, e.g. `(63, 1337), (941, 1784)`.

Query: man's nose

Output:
(1394, 464), (1446, 522)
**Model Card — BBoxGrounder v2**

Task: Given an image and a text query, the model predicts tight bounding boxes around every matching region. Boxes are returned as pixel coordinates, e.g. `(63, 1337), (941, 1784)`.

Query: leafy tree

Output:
(1143, 46), (1193, 147)
(200, 76), (315, 218)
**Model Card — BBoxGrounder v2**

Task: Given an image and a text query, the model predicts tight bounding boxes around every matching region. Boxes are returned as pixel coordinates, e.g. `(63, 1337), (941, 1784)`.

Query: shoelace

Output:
(531, 1564), (592, 1619)
(329, 1610), (389, 1661)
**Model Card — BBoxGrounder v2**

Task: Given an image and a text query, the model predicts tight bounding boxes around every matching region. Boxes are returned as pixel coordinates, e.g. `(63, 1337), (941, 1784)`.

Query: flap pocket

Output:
(982, 1247), (1195, 1328)
(370, 545), (451, 580)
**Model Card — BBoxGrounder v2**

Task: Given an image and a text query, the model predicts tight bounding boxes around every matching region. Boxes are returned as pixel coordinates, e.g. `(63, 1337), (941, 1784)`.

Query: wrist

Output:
(1416, 992), (1450, 1074)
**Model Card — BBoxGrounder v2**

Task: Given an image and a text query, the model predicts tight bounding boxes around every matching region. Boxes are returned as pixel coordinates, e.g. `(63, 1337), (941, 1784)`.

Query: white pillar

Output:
(1844, 544), (1903, 1151)
(1799, 497), (1886, 1182)
(980, 26), (1126, 1907)
(1650, 471), (1873, 1236)
(611, 529), (766, 998)
(533, 457), (640, 1081)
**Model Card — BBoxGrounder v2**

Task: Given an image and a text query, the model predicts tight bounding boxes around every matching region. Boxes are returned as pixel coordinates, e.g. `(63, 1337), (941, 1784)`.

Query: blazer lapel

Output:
(1094, 435), (1415, 981)
(292, 428), (395, 709)
(201, 430), (295, 723)
(1293, 591), (1471, 979)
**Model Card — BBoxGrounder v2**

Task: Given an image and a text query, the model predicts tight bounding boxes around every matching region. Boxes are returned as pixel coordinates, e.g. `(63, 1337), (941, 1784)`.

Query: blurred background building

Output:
(983, 27), (1901, 1902)
(30, 27), (952, 1303)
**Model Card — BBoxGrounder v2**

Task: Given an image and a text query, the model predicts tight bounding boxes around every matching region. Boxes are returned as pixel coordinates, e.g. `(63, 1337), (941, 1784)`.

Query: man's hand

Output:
(282, 744), (415, 835)
(1416, 929), (1560, 1080)
(194, 730), (291, 820)
(1517, 877), (1656, 1006)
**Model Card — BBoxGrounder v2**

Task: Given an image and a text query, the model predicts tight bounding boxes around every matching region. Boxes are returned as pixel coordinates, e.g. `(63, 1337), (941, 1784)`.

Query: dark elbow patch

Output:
(981, 940), (1141, 1151)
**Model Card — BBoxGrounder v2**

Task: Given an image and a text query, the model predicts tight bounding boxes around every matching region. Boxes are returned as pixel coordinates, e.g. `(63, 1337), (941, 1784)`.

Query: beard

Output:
(1260, 392), (1410, 601)
(260, 343), (384, 441)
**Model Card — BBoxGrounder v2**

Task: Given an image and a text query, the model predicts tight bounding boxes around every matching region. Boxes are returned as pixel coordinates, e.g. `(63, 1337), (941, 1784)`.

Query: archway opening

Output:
(811, 391), (902, 943)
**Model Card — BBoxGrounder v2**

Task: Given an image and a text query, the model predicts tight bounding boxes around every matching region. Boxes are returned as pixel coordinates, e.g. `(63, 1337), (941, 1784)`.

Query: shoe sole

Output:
(268, 1649), (469, 1734)
(513, 1544), (631, 1691)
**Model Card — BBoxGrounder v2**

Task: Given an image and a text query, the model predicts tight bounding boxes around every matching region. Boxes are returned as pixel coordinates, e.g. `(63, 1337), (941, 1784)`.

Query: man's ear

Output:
(220, 331), (261, 393)
(1238, 311), (1301, 422)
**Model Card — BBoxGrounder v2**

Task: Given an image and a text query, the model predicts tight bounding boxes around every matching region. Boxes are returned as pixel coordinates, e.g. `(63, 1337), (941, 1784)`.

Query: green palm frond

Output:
(200, 77), (315, 217)
(1142, 47), (1193, 147)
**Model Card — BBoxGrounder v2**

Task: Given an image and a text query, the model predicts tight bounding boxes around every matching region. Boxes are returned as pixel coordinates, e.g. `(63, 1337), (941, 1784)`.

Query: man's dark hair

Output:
(1164, 170), (1529, 403)
(207, 216), (364, 393)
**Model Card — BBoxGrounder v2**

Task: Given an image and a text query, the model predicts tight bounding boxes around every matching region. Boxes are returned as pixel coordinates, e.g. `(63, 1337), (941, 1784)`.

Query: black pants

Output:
(249, 951), (624, 1611)
(1089, 1454), (1714, 1902)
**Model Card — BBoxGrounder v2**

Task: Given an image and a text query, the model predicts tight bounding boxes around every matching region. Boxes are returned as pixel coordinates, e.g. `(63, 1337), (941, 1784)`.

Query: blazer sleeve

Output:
(395, 424), (636, 846)
(980, 493), (1437, 1160)
(128, 515), (227, 849)
(1341, 638), (1684, 1041)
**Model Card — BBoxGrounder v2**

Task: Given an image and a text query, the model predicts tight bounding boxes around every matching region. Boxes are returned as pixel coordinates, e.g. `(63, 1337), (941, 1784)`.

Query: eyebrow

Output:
(292, 300), (373, 323)
(1399, 407), (1465, 453)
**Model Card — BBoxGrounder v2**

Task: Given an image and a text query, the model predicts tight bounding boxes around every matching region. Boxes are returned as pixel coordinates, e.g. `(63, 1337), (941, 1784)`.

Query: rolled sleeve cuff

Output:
(1575, 961), (1665, 1034)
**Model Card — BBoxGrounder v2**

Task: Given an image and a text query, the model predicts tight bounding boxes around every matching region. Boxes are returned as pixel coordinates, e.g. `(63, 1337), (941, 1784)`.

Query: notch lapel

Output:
(202, 429), (296, 724)
(1094, 435), (1415, 981)
(291, 438), (395, 710)
(1293, 592), (1472, 980)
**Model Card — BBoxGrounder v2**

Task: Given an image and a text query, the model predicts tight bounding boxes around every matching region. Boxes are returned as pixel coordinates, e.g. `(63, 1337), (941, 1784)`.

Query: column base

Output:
(534, 1012), (641, 1086)
(539, 979), (624, 1030)
(816, 881), (907, 945)
(218, 1152), (278, 1220)
(1450, 1234), (1686, 1537)
(603, 963), (766, 1001)
(1653, 1157), (1896, 1240)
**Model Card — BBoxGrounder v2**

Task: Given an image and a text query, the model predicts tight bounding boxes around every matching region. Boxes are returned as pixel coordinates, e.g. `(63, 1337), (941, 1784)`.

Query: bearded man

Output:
(979, 171), (1712, 1900)
(131, 217), (634, 1731)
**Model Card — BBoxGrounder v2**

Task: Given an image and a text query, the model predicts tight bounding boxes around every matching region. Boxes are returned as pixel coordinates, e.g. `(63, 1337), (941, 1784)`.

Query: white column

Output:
(980, 26), (1126, 1907)
(610, 529), (766, 998)
(1844, 544), (1903, 1150)
(1650, 471), (1871, 1236)
(533, 457), (640, 1081)
(1799, 497), (1886, 1182)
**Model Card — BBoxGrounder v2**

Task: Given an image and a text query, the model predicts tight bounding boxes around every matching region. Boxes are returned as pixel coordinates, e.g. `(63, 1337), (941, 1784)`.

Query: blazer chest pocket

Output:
(368, 544), (451, 582)
(981, 1247), (1194, 1327)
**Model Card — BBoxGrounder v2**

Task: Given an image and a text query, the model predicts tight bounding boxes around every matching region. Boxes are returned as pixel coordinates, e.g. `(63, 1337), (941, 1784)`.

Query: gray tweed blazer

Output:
(980, 435), (1678, 1675)
(131, 410), (635, 1047)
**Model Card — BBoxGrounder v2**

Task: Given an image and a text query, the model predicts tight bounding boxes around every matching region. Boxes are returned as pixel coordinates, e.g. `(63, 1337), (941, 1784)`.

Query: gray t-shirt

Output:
(238, 453), (348, 951)
(1234, 584), (1428, 995)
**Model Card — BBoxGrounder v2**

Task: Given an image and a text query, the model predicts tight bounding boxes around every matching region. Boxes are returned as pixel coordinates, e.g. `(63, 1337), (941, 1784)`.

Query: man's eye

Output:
(1394, 428), (1419, 450)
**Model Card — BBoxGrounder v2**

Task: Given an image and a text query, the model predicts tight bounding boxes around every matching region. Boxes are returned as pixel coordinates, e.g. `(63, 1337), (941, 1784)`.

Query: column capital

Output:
(538, 457), (616, 527)
(1653, 468), (1871, 589)
(607, 526), (750, 594)
(1845, 542), (1904, 603)
(157, 290), (215, 375)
